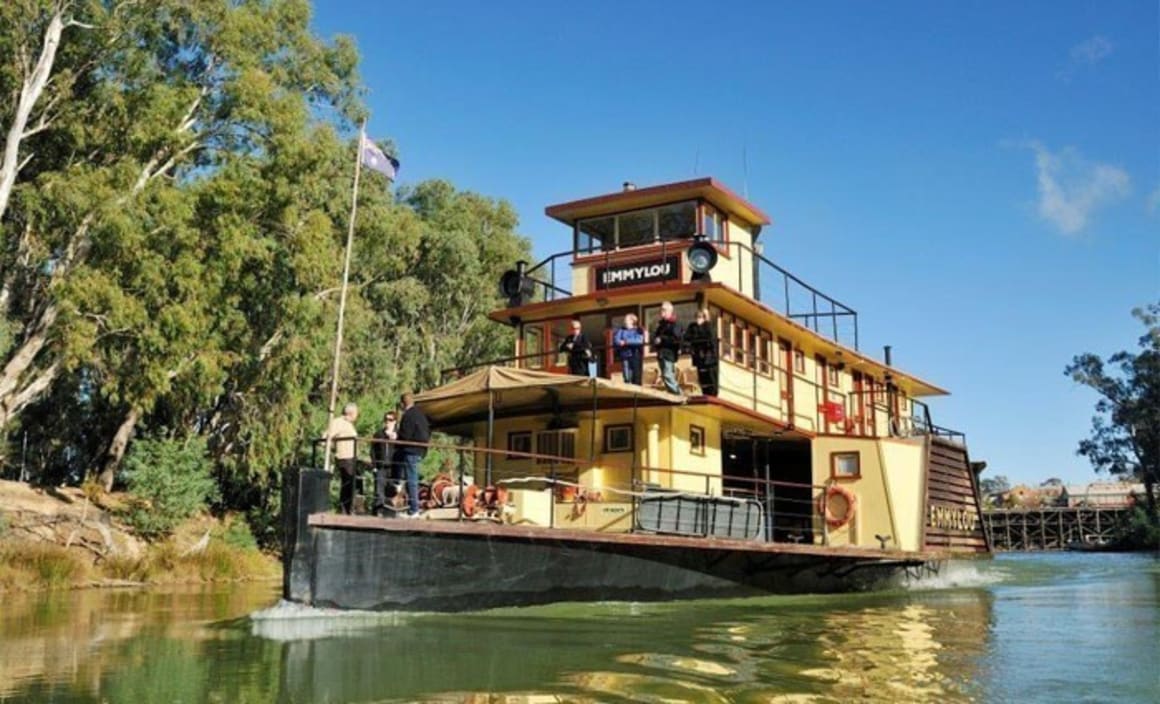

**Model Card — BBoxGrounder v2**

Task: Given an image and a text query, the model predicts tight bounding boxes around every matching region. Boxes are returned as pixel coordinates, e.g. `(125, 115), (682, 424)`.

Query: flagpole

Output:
(324, 118), (366, 474)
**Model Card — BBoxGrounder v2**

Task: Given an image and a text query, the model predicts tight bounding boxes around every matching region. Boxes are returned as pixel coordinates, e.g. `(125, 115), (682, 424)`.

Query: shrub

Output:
(217, 516), (258, 551)
(0, 542), (85, 589)
(122, 437), (219, 540)
(1120, 506), (1160, 549)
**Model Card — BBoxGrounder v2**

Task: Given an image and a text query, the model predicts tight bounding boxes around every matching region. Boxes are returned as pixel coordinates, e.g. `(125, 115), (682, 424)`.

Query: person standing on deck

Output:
(652, 301), (683, 395)
(371, 411), (398, 516)
(322, 403), (360, 514)
(613, 313), (645, 385)
(559, 318), (595, 377)
(683, 308), (718, 396)
(396, 392), (430, 518)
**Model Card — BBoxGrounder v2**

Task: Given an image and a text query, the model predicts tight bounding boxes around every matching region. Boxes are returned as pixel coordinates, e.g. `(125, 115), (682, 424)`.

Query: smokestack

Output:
(883, 345), (893, 367)
(623, 181), (636, 192)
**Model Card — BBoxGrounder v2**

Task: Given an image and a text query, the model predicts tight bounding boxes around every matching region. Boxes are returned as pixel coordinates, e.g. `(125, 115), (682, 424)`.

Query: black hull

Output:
(285, 472), (939, 612)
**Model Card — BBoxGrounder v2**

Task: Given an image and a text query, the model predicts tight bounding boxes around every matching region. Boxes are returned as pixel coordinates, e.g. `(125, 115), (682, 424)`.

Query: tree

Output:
(979, 474), (1010, 496)
(1039, 477), (1063, 487)
(1065, 302), (1160, 522)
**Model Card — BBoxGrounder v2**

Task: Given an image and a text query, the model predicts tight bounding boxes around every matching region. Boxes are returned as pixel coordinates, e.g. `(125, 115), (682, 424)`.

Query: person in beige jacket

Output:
(323, 402), (360, 514)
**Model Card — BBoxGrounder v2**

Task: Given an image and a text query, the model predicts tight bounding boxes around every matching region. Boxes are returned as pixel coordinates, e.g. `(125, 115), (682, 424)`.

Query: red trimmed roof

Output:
(545, 178), (772, 228)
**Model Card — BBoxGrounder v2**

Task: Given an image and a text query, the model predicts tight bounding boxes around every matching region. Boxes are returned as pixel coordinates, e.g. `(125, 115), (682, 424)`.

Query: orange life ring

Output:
(819, 484), (857, 528)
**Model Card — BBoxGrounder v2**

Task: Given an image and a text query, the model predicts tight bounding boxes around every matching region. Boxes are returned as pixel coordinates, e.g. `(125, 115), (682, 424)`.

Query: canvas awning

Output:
(415, 365), (683, 426)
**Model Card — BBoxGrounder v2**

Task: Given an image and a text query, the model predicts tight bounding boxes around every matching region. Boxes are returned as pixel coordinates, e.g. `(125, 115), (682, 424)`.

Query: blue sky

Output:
(313, 1), (1158, 487)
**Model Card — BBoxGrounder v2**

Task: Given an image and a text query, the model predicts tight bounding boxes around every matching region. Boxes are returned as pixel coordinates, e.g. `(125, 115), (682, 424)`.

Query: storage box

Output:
(505, 488), (552, 526)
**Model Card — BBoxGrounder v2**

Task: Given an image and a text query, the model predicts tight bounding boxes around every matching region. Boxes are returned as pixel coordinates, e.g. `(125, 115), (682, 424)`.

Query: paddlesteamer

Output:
(286, 178), (990, 611)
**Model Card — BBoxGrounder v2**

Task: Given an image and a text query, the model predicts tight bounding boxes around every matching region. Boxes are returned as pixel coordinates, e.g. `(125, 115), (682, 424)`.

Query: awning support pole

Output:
(486, 389), (495, 487)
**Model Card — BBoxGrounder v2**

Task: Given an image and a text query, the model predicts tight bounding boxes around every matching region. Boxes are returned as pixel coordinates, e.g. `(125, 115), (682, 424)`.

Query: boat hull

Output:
(285, 472), (942, 612)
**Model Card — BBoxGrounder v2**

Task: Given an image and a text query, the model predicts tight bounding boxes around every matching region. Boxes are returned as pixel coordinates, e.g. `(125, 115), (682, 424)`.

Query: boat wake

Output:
(906, 560), (1009, 591)
(248, 599), (411, 641)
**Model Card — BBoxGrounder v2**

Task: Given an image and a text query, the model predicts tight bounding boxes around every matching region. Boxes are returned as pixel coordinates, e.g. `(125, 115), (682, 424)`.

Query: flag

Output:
(360, 133), (399, 179)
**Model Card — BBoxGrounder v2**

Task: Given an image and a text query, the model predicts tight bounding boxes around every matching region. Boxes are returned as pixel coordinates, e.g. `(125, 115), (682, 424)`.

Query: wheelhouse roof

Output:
(545, 178), (772, 230)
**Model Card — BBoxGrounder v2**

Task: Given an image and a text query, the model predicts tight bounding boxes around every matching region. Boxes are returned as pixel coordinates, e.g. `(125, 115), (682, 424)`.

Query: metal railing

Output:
(513, 238), (860, 348)
(308, 436), (837, 546)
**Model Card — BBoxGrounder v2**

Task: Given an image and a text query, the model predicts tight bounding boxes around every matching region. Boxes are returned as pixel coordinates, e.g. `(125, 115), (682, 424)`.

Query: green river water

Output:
(1, 552), (1157, 703)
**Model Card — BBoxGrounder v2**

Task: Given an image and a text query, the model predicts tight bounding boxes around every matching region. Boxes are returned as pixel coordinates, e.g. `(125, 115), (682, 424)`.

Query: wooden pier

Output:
(982, 506), (1132, 551)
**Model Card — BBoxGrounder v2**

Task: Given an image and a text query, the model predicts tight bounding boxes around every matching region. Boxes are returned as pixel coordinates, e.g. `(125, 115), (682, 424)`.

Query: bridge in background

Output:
(982, 506), (1133, 551)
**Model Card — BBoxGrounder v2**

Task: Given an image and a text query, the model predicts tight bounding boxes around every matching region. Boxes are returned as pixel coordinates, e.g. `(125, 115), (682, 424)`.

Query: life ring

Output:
(819, 484), (857, 528)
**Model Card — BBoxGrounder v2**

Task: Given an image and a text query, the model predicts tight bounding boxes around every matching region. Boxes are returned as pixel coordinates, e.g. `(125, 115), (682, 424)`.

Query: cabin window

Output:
(507, 431), (532, 459)
(702, 204), (725, 243)
(831, 451), (861, 479)
(737, 324), (751, 369)
(536, 429), (577, 464)
(793, 350), (805, 374)
(658, 202), (697, 239)
(828, 364), (840, 387)
(604, 424), (633, 453)
(576, 216), (614, 254)
(690, 425), (706, 456)
(575, 201), (697, 254)
(522, 326), (544, 369)
(756, 330), (772, 376)
(618, 210), (655, 248)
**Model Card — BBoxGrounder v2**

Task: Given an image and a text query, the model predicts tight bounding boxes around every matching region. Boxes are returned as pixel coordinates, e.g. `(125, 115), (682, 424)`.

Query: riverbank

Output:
(0, 479), (279, 592)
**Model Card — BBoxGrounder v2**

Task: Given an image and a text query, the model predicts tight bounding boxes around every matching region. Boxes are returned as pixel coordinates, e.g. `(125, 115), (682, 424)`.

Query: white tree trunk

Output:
(0, 10), (66, 224)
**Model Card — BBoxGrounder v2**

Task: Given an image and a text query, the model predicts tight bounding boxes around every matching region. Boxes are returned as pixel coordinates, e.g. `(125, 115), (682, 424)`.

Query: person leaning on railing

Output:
(613, 313), (645, 385)
(371, 411), (398, 516)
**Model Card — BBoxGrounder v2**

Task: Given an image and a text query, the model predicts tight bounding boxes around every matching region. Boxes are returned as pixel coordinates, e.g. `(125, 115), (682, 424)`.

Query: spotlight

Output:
(686, 235), (718, 282)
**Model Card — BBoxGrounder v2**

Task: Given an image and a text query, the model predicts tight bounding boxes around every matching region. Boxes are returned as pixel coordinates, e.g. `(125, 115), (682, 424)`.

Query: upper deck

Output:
(474, 178), (960, 442)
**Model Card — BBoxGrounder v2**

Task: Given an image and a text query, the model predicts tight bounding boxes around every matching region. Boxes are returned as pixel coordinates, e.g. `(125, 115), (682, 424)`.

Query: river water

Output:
(1, 552), (1156, 703)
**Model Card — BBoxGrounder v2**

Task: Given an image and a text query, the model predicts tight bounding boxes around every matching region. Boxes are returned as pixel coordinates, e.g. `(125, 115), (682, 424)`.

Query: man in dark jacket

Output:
(683, 308), (718, 396)
(559, 318), (594, 376)
(396, 392), (430, 517)
(652, 301), (683, 395)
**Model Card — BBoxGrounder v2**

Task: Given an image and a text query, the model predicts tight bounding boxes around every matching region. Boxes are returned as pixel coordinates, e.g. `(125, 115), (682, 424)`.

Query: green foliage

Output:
(1119, 507), (1160, 550)
(0, 1), (530, 531)
(123, 437), (219, 540)
(217, 515), (259, 551)
(1065, 302), (1160, 522)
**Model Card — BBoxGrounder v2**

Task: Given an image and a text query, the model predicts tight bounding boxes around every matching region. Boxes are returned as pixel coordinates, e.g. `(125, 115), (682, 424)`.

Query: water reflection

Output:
(0, 583), (994, 703)
(3, 555), (1156, 703)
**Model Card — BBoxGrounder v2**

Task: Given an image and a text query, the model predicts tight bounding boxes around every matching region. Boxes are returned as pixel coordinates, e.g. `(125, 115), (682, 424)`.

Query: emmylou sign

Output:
(595, 255), (680, 290)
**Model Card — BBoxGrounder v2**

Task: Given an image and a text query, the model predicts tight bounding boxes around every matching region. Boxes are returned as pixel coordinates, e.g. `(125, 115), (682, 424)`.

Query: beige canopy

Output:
(415, 365), (683, 426)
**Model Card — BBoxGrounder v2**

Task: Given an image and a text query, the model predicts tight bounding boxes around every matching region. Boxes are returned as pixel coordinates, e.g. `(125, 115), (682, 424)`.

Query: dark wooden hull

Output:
(285, 472), (947, 612)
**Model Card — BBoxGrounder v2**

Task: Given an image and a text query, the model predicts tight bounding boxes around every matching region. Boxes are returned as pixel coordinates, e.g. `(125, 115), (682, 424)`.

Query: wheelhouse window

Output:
(574, 201), (697, 254)
(701, 204), (725, 243)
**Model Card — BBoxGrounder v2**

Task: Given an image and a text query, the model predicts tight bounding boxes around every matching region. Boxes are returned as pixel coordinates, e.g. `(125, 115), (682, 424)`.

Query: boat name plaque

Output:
(595, 256), (680, 290)
(927, 503), (979, 532)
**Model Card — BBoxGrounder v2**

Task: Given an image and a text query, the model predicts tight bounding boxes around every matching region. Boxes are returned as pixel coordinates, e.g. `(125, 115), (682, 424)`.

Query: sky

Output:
(312, 1), (1159, 488)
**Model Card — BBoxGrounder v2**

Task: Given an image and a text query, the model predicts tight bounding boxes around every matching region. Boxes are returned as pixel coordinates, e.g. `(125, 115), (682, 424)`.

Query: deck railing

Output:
(308, 437), (838, 546)
(513, 239), (859, 348)
(437, 344), (964, 443)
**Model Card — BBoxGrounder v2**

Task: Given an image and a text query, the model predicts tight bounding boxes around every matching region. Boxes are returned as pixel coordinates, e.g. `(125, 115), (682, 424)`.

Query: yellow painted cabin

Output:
(428, 178), (988, 555)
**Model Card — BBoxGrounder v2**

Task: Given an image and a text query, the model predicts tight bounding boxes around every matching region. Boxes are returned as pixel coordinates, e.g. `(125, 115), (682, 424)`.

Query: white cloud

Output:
(1070, 36), (1114, 65)
(1027, 142), (1131, 235)
(1058, 35), (1114, 80)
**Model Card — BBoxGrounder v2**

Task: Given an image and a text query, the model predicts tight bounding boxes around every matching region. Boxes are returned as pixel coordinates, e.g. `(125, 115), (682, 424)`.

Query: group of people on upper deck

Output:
(558, 301), (718, 397)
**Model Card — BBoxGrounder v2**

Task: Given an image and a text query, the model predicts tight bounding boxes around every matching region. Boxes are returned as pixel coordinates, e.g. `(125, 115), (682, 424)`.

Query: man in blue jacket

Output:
(613, 313), (645, 385)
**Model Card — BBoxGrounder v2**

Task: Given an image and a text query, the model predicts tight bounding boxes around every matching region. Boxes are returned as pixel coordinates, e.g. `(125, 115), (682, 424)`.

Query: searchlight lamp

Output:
(686, 235), (718, 282)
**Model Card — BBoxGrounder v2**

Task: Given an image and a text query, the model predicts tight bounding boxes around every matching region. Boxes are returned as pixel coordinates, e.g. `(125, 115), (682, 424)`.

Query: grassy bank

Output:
(0, 537), (279, 593)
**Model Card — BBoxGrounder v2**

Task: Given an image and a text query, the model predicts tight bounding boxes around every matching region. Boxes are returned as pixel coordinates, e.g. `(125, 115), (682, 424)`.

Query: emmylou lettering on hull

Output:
(596, 256), (680, 290)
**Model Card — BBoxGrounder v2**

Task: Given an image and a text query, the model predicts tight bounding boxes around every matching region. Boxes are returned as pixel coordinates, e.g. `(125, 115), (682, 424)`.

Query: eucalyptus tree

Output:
(1065, 302), (1160, 521)
(1, 0), (362, 486)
